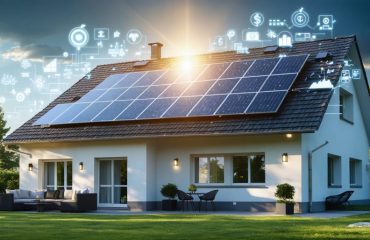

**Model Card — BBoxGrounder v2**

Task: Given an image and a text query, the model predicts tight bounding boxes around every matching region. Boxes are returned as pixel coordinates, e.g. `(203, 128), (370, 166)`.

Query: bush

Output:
(188, 184), (197, 193)
(160, 183), (178, 199)
(275, 183), (295, 203)
(0, 169), (19, 193)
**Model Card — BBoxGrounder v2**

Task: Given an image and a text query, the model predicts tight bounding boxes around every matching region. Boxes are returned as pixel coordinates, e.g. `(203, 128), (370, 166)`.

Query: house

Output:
(4, 36), (370, 213)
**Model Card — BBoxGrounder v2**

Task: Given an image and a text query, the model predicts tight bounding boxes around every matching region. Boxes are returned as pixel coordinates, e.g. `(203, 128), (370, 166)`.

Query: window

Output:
(233, 155), (265, 183)
(44, 161), (72, 190)
(339, 88), (353, 123)
(195, 157), (224, 184)
(328, 154), (341, 187)
(349, 158), (362, 187)
(194, 154), (265, 185)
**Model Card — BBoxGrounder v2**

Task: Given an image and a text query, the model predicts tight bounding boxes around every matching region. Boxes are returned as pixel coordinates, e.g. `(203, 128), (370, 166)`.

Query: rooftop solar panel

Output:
(34, 54), (309, 125)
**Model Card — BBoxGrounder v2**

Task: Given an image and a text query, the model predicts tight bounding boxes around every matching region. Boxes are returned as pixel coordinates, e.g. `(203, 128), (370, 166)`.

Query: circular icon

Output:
(250, 12), (264, 27)
(291, 8), (309, 28)
(63, 52), (69, 58)
(323, 17), (330, 25)
(126, 29), (143, 45)
(69, 25), (89, 50)
(15, 92), (25, 102)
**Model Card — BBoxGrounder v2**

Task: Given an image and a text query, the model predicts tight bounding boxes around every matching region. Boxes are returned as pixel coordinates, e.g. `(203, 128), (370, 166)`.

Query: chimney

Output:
(148, 42), (163, 60)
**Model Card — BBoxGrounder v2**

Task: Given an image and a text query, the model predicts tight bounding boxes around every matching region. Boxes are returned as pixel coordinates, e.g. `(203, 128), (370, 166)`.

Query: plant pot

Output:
(162, 199), (177, 211)
(276, 202), (294, 215)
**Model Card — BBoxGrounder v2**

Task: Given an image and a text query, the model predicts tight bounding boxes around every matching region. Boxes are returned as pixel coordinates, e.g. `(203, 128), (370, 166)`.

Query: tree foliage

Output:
(0, 107), (19, 170)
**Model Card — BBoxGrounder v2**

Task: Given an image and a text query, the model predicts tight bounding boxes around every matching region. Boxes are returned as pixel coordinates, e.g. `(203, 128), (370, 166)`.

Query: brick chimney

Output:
(148, 42), (163, 60)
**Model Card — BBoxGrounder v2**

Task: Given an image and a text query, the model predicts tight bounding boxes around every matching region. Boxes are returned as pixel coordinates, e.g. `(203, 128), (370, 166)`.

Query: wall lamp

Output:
(282, 153), (288, 163)
(79, 162), (84, 171)
(28, 163), (33, 171)
(173, 158), (179, 167)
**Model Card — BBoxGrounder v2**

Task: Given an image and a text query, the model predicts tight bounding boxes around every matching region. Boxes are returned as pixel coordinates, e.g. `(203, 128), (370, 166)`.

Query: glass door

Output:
(99, 159), (127, 207)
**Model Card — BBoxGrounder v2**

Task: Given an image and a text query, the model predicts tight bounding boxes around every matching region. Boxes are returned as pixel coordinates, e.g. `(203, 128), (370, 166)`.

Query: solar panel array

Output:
(34, 54), (309, 125)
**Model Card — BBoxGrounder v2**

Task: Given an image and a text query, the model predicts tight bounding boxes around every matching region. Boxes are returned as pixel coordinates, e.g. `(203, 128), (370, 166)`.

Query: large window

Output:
(339, 88), (354, 123)
(194, 154), (265, 185)
(349, 158), (362, 187)
(44, 161), (72, 190)
(195, 157), (224, 184)
(233, 155), (265, 183)
(328, 154), (341, 187)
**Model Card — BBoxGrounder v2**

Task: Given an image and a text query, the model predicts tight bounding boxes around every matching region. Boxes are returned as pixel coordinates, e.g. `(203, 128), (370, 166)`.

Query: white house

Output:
(4, 36), (370, 212)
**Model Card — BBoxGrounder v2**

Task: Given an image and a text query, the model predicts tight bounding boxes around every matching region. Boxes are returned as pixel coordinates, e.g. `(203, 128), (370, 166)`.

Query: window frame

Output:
(44, 160), (72, 190)
(192, 153), (266, 187)
(349, 158), (362, 188)
(339, 88), (354, 124)
(327, 154), (342, 188)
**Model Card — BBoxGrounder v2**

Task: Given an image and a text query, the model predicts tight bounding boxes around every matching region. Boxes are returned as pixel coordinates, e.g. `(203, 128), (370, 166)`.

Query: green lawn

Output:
(1, 212), (370, 240)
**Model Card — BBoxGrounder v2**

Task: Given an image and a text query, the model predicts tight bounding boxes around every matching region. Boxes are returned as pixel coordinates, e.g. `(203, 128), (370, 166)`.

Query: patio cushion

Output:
(64, 190), (73, 199)
(34, 191), (45, 199)
(14, 199), (36, 203)
(6, 189), (31, 199)
(45, 190), (57, 199)
(58, 189), (64, 199)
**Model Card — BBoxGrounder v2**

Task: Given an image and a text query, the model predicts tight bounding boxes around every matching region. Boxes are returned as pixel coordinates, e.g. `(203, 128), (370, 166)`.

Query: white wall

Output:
(301, 46), (370, 204)
(153, 134), (302, 203)
(18, 140), (148, 203)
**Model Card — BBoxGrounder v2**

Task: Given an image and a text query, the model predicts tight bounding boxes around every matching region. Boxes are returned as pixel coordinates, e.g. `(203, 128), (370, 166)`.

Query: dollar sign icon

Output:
(250, 12), (264, 27)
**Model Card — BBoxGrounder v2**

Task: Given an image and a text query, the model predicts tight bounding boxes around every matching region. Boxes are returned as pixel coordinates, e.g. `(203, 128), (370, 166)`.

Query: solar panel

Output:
(34, 54), (309, 125)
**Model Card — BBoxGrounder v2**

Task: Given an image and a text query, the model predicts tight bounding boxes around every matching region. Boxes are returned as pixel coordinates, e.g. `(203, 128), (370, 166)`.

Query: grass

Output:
(1, 212), (370, 240)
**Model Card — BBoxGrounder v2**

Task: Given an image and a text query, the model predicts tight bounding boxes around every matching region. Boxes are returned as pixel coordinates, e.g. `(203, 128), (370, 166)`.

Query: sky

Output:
(0, 0), (369, 132)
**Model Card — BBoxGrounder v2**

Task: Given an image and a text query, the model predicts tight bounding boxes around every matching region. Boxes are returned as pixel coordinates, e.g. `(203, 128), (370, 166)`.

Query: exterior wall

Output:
(301, 47), (370, 212)
(18, 140), (148, 210)
(153, 134), (302, 211)
(18, 134), (303, 212)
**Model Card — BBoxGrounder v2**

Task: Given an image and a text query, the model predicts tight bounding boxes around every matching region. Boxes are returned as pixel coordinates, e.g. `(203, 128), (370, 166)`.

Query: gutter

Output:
(3, 144), (32, 158)
(308, 140), (329, 212)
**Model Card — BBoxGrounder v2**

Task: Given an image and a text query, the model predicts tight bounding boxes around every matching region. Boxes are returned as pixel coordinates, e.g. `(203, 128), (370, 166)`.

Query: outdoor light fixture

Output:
(282, 153), (288, 163)
(286, 133), (293, 138)
(79, 162), (84, 171)
(28, 163), (33, 171)
(173, 158), (179, 167)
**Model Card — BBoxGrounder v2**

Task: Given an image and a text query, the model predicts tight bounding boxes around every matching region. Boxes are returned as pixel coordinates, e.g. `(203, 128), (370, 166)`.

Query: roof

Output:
(4, 36), (360, 144)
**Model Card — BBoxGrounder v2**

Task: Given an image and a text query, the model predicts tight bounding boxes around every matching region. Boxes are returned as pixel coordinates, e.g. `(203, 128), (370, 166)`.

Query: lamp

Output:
(28, 163), (33, 171)
(79, 162), (84, 171)
(173, 158), (179, 167)
(282, 153), (288, 163)
(286, 133), (293, 138)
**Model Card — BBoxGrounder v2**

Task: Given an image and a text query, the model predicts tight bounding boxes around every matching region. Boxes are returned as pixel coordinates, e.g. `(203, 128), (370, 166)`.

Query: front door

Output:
(98, 159), (127, 207)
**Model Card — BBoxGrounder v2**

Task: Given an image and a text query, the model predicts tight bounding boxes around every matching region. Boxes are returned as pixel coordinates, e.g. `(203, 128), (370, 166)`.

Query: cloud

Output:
(1, 44), (63, 62)
(309, 79), (334, 89)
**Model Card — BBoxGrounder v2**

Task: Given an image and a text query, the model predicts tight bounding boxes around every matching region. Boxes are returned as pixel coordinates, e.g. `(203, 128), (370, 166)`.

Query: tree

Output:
(0, 107), (19, 170)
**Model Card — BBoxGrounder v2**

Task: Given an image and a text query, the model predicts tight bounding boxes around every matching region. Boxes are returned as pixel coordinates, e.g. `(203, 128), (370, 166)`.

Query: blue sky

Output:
(0, 0), (369, 132)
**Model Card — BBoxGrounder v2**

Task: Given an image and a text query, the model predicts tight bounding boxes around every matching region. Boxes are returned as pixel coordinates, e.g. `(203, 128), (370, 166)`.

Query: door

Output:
(99, 159), (127, 207)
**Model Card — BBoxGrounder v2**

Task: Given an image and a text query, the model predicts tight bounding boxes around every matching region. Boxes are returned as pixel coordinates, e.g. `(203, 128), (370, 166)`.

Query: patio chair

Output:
(325, 190), (354, 210)
(199, 190), (218, 212)
(177, 190), (194, 211)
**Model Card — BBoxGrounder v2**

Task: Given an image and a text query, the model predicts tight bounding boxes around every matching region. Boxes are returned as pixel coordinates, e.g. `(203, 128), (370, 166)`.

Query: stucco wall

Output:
(301, 45), (370, 210)
(152, 134), (302, 204)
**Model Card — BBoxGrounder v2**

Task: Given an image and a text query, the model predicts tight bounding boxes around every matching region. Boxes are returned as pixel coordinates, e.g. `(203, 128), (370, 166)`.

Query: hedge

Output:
(0, 169), (19, 193)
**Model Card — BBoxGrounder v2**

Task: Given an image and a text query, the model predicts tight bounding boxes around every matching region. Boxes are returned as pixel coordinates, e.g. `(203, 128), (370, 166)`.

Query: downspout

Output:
(308, 141), (329, 212)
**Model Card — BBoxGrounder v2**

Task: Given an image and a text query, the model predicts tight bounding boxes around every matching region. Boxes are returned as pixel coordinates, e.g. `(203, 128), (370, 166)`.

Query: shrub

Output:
(275, 183), (295, 203)
(188, 184), (197, 193)
(160, 183), (178, 199)
(0, 169), (19, 193)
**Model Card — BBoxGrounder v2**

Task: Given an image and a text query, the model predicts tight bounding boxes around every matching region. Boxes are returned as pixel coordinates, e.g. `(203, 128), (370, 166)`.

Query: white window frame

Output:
(98, 159), (127, 208)
(349, 158), (362, 187)
(232, 155), (265, 185)
(44, 160), (72, 190)
(192, 153), (265, 187)
(339, 88), (354, 124)
(328, 154), (342, 188)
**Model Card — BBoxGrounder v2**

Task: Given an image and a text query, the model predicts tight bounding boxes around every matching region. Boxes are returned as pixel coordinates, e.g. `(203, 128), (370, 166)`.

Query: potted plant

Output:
(160, 183), (178, 211)
(188, 184), (197, 193)
(275, 183), (295, 215)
